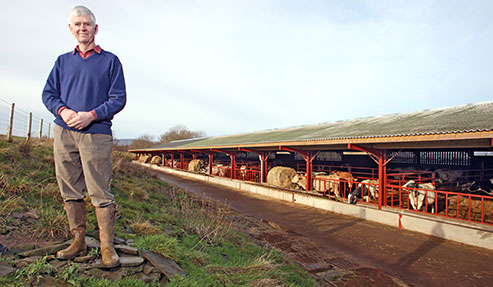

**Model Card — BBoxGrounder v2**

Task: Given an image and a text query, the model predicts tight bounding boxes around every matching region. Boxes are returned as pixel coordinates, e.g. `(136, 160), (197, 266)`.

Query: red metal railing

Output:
(307, 176), (356, 200)
(386, 182), (493, 225)
(386, 170), (436, 186)
(235, 166), (261, 183)
(160, 161), (493, 226)
(297, 164), (378, 179)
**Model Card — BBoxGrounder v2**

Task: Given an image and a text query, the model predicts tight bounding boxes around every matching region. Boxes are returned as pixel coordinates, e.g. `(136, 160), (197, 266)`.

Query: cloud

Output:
(1, 0), (493, 139)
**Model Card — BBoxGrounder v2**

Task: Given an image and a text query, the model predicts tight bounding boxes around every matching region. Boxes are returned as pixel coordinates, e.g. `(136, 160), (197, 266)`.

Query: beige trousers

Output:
(53, 124), (114, 207)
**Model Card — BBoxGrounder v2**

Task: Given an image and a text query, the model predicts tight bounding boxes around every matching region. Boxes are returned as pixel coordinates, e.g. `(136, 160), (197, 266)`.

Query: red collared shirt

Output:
(72, 45), (102, 59)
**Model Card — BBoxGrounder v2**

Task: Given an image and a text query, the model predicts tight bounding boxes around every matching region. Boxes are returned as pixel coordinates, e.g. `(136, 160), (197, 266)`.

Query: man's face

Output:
(69, 15), (98, 45)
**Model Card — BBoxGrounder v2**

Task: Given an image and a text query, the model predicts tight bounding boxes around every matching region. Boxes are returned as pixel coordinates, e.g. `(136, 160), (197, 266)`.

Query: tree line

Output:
(128, 124), (206, 150)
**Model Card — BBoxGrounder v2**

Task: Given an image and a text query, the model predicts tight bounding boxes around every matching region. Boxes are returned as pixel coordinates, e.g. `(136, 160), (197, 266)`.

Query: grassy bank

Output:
(0, 137), (317, 286)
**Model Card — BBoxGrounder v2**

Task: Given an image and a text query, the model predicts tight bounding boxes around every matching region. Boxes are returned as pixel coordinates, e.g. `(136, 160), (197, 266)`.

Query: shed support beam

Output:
(212, 149), (236, 179)
(348, 144), (389, 210)
(209, 153), (213, 175)
(279, 146), (319, 191)
(179, 153), (185, 169)
(238, 148), (271, 183)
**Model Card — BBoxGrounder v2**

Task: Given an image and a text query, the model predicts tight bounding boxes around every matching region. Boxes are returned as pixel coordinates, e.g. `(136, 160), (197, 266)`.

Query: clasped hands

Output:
(60, 108), (95, 130)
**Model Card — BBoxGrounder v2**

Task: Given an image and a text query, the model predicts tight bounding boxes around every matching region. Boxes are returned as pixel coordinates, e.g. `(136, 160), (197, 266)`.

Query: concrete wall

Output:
(134, 161), (493, 250)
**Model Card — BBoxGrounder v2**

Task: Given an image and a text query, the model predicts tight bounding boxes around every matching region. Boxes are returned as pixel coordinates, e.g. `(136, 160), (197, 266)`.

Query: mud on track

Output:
(143, 168), (493, 287)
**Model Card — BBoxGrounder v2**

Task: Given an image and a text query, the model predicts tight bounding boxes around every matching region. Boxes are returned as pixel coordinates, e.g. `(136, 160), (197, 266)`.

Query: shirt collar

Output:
(72, 45), (102, 55)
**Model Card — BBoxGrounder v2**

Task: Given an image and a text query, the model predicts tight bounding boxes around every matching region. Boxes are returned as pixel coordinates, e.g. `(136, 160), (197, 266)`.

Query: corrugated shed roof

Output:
(146, 138), (206, 149)
(137, 101), (493, 151)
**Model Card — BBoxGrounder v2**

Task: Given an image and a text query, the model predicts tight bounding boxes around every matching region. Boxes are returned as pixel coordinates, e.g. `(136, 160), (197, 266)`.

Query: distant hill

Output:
(114, 138), (134, 146)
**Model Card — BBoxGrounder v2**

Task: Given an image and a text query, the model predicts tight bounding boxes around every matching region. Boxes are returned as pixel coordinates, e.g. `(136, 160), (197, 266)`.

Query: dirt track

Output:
(145, 168), (493, 287)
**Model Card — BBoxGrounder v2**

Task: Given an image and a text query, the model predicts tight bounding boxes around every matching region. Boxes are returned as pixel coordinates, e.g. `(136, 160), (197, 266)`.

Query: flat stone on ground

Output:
(92, 259), (122, 269)
(141, 250), (186, 279)
(143, 263), (156, 275)
(15, 256), (43, 268)
(18, 242), (68, 257)
(74, 254), (95, 263)
(114, 236), (126, 245)
(120, 256), (144, 267)
(115, 244), (138, 255)
(64, 236), (100, 249)
(0, 264), (15, 277)
(85, 236), (100, 248)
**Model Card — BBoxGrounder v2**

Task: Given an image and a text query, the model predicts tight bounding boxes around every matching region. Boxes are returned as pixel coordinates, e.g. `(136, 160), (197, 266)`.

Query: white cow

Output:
(348, 179), (379, 204)
(403, 180), (436, 213)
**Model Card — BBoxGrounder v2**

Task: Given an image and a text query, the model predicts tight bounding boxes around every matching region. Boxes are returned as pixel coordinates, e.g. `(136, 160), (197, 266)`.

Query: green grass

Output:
(13, 255), (54, 286)
(0, 137), (317, 286)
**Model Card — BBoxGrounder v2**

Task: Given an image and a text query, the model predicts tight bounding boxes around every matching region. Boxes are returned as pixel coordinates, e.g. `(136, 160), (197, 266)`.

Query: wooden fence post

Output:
(6, 103), (14, 142)
(39, 119), (43, 138)
(47, 123), (51, 138)
(26, 112), (32, 141)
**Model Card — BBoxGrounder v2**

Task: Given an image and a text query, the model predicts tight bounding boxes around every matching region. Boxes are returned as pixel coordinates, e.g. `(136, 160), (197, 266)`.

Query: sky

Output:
(1, 0), (492, 139)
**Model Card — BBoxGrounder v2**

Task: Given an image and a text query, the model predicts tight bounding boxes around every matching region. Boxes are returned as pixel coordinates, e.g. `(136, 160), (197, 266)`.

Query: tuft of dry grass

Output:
(0, 174), (30, 195)
(40, 182), (62, 203)
(0, 193), (26, 233)
(167, 186), (235, 245)
(205, 251), (284, 286)
(129, 188), (149, 201)
(18, 141), (32, 156)
(130, 219), (161, 235)
(32, 207), (69, 240)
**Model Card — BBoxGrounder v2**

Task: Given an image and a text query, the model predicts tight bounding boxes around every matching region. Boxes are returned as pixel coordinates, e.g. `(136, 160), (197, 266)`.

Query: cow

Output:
(459, 180), (493, 197)
(238, 165), (248, 179)
(292, 171), (355, 197)
(403, 180), (436, 213)
(209, 164), (227, 177)
(348, 179), (379, 204)
(434, 169), (464, 185)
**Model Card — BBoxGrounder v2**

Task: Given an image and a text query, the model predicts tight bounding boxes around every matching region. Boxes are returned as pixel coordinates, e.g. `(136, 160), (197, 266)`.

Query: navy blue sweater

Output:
(42, 49), (126, 135)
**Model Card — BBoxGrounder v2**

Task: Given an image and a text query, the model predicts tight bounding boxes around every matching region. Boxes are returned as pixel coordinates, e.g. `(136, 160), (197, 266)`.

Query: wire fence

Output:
(0, 98), (53, 141)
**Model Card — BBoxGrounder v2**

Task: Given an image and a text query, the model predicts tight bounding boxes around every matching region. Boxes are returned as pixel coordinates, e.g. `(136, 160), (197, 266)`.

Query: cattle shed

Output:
(130, 101), (493, 231)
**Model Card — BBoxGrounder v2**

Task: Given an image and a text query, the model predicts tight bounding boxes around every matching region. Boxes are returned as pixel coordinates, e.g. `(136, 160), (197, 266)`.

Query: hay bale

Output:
(139, 155), (151, 163)
(150, 155), (161, 165)
(267, 166), (297, 189)
(446, 196), (493, 223)
(188, 159), (205, 172)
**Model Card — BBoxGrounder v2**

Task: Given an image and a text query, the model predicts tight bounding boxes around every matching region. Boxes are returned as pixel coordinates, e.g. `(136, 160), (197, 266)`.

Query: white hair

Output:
(70, 6), (96, 24)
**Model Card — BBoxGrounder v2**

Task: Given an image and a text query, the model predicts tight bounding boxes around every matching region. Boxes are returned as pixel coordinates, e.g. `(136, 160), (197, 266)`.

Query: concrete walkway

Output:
(146, 168), (493, 287)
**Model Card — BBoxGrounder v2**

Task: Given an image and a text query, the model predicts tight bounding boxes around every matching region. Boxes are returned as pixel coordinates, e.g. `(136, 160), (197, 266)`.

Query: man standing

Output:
(42, 6), (126, 268)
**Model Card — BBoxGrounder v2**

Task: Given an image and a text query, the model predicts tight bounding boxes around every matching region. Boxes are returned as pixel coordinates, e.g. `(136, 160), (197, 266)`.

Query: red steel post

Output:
(378, 154), (384, 210)
(261, 153), (268, 183)
(208, 153), (213, 175)
(348, 144), (389, 210)
(180, 153), (185, 169)
(230, 153), (236, 179)
(238, 148), (270, 183)
(382, 150), (387, 206)
(306, 151), (313, 191)
(278, 146), (318, 191)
